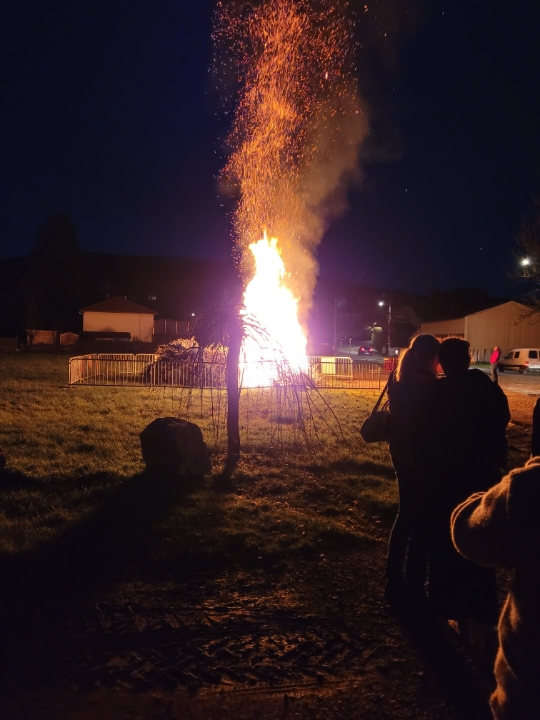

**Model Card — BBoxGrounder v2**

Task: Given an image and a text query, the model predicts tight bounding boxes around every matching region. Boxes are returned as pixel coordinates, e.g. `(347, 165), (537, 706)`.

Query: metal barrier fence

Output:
(306, 356), (381, 389)
(68, 354), (381, 390)
(384, 357), (398, 373)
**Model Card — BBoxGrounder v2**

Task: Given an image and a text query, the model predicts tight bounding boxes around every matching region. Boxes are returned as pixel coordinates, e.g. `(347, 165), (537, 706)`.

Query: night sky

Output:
(2, 0), (540, 297)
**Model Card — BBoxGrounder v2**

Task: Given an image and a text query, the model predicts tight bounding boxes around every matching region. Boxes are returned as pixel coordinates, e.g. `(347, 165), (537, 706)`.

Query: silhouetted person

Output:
(452, 457), (540, 719)
(423, 338), (510, 635)
(385, 333), (440, 602)
(490, 345), (502, 384)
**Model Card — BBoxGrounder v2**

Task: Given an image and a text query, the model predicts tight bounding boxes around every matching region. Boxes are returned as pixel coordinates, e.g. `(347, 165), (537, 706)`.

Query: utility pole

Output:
(333, 297), (345, 354)
(378, 297), (392, 355)
(387, 298), (392, 355)
(334, 298), (337, 355)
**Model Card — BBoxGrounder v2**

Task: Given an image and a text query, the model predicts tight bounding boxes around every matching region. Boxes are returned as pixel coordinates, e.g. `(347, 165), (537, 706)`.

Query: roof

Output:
(422, 301), (523, 326)
(464, 300), (526, 319)
(79, 296), (157, 315)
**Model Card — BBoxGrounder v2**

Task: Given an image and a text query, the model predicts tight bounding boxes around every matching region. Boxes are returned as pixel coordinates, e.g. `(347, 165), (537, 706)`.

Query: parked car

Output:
(498, 348), (540, 374)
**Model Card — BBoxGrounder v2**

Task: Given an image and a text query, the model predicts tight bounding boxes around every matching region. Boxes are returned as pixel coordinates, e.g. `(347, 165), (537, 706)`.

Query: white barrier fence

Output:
(68, 354), (381, 390)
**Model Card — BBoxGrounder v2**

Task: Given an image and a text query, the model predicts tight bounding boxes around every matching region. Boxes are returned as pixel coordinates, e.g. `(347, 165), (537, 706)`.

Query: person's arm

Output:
(451, 475), (513, 569)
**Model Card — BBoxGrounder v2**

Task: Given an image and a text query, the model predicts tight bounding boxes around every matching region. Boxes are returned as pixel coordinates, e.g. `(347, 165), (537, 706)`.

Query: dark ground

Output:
(0, 390), (534, 720)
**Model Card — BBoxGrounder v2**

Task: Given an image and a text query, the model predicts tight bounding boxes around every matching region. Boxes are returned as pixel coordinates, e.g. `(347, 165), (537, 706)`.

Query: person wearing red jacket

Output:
(490, 345), (502, 384)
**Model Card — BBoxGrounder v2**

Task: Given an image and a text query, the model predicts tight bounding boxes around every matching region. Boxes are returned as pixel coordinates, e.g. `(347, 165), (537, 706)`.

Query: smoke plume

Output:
(214, 0), (369, 326)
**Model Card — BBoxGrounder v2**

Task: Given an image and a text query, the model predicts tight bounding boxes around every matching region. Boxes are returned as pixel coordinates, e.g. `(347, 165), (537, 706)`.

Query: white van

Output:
(498, 348), (540, 374)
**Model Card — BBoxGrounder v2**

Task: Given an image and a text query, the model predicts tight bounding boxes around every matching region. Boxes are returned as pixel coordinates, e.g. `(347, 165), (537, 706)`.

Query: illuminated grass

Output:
(0, 354), (396, 558)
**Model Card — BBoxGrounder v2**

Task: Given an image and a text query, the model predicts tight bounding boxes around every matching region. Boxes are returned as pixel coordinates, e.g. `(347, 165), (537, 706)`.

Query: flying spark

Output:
(215, 0), (368, 384)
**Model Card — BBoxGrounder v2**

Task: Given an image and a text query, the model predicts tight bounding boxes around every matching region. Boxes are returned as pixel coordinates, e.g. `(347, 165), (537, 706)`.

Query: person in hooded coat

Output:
(451, 457), (540, 720)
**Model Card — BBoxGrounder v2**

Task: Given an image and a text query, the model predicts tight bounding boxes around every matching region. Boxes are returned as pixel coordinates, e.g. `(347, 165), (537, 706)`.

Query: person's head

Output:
(439, 338), (471, 376)
(395, 333), (440, 381)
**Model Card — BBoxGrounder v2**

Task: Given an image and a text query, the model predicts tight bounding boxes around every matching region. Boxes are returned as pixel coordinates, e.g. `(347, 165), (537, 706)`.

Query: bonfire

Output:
(215, 0), (367, 386)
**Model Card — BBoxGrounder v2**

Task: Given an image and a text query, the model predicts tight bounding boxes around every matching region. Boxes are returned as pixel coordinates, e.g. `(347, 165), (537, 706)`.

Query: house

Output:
(79, 296), (157, 342)
(420, 301), (540, 362)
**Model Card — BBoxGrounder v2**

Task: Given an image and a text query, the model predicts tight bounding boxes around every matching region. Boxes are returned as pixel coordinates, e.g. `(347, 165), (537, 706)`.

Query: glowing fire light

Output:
(240, 231), (308, 386)
(215, 0), (367, 387)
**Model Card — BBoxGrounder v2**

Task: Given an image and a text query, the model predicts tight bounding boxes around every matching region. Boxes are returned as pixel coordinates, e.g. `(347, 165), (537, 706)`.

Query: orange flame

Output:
(240, 231), (308, 386)
(215, 1), (366, 387)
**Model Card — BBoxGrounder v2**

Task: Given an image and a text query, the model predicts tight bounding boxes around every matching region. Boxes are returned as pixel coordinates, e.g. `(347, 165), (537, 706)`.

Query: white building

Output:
(420, 301), (540, 362)
(80, 296), (157, 342)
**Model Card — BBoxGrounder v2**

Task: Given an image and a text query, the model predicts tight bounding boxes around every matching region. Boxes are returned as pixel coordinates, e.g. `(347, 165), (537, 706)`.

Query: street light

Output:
(333, 297), (345, 355)
(518, 256), (538, 280)
(378, 298), (392, 355)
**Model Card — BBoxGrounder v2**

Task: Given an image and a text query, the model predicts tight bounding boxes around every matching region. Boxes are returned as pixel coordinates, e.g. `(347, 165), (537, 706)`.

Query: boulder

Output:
(140, 417), (211, 477)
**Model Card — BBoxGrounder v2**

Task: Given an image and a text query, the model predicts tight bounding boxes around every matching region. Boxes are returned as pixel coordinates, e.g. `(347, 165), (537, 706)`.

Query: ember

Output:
(215, 0), (368, 386)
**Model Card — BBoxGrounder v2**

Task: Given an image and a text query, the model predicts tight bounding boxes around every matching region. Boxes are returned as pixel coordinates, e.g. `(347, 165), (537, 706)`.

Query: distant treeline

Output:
(0, 214), (506, 339)
(0, 249), (506, 344)
(0, 251), (239, 336)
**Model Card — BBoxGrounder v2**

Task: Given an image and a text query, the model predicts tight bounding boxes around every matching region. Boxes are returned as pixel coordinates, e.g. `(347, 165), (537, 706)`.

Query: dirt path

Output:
(0, 391), (534, 720)
(0, 547), (494, 720)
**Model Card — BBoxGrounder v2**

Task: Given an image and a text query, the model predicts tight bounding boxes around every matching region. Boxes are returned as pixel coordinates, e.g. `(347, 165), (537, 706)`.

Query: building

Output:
(80, 296), (157, 342)
(420, 316), (465, 339)
(153, 318), (189, 337)
(421, 301), (540, 362)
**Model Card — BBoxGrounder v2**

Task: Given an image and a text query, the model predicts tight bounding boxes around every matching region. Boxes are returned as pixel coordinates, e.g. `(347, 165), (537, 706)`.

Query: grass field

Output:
(0, 352), (392, 558)
(0, 353), (532, 720)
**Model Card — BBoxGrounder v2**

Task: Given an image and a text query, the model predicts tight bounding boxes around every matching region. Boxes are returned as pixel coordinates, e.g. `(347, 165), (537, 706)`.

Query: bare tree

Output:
(513, 195), (540, 317)
(178, 301), (243, 482)
(222, 306), (242, 480)
(515, 198), (540, 276)
(30, 213), (82, 330)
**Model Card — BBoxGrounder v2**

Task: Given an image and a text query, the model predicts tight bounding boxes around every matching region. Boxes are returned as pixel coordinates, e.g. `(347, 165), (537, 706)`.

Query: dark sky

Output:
(2, 0), (540, 297)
